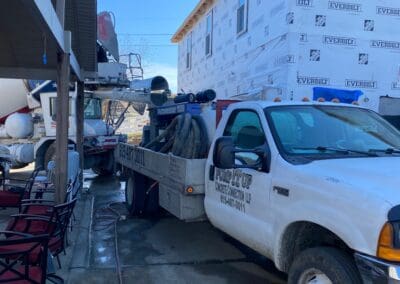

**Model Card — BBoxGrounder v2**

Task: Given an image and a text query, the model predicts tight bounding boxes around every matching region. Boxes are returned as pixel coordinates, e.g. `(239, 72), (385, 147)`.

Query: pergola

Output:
(0, 0), (97, 202)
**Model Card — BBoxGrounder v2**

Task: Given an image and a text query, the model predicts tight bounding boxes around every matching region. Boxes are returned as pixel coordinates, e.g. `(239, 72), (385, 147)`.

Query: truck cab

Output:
(208, 101), (400, 283)
(35, 90), (122, 174)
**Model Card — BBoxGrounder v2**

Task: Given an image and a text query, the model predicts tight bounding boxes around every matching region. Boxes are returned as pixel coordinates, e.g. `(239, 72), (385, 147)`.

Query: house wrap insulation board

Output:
(176, 0), (400, 111)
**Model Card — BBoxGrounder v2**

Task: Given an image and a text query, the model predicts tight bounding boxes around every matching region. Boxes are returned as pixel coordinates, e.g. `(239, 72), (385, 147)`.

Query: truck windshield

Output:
(265, 105), (400, 159)
(84, 98), (102, 120)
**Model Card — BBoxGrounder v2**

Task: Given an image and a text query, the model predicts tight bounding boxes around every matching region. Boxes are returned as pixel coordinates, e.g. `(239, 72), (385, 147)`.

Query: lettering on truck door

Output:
(206, 109), (273, 252)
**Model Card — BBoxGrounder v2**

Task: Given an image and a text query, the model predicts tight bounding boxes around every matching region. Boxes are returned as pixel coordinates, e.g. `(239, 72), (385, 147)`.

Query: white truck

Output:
(117, 99), (400, 283)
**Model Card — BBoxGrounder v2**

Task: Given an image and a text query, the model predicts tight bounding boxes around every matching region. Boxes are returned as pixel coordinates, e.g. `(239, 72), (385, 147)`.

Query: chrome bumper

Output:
(355, 253), (400, 283)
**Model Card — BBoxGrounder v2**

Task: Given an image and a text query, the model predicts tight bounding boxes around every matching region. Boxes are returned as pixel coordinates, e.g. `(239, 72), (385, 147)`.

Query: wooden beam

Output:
(56, 0), (66, 28)
(76, 81), (85, 191)
(54, 51), (70, 204)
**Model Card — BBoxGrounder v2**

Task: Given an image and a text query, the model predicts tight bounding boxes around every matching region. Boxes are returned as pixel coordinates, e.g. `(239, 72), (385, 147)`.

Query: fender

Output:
(34, 137), (76, 169)
(272, 199), (391, 271)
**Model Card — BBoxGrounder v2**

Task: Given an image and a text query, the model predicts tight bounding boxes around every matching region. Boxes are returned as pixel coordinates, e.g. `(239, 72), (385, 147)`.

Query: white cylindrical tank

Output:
(5, 113), (34, 139)
(84, 119), (113, 136)
(7, 144), (34, 165)
(0, 127), (8, 138)
(0, 79), (30, 120)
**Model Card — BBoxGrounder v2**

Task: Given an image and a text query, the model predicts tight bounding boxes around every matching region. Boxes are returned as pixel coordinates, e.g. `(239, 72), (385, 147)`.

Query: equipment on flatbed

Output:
(173, 89), (216, 104)
(92, 76), (169, 107)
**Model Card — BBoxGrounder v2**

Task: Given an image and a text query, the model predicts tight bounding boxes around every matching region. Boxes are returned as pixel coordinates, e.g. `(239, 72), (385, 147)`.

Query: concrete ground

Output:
(6, 168), (287, 284)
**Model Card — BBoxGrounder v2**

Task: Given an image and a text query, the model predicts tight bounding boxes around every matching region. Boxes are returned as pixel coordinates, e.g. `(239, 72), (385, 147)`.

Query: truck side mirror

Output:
(213, 137), (235, 169)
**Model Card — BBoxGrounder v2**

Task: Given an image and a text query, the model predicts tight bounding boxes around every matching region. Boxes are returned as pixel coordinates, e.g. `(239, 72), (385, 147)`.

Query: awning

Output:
(0, 0), (97, 81)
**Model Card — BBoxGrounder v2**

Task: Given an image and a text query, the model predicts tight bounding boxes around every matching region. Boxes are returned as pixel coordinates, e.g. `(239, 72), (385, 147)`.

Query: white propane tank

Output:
(5, 113), (34, 139)
(7, 144), (34, 165)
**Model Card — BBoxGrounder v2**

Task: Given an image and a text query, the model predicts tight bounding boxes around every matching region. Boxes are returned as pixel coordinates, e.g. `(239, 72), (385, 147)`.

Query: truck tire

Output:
(288, 247), (362, 284)
(125, 172), (159, 217)
(125, 172), (147, 216)
(145, 178), (160, 216)
(92, 152), (114, 176)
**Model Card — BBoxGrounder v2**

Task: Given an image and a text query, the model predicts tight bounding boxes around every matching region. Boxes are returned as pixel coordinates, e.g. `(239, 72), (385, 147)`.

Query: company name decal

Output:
(323, 36), (356, 46)
(328, 1), (362, 12)
(370, 40), (400, 50)
(377, 6), (400, 16)
(297, 0), (313, 7)
(215, 168), (253, 213)
(298, 76), (330, 85)
(345, 80), (377, 89)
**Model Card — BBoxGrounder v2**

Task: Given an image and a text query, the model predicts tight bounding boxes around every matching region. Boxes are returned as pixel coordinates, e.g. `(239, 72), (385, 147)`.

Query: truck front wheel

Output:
(288, 247), (362, 284)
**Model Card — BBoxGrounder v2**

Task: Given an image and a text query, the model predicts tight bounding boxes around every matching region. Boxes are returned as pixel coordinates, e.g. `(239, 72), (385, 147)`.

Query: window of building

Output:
(186, 33), (192, 70)
(205, 11), (213, 57)
(237, 0), (248, 35)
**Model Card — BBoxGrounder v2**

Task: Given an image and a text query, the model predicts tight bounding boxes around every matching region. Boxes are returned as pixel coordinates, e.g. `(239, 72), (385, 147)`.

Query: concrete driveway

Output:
(66, 174), (287, 284)
(7, 169), (286, 283)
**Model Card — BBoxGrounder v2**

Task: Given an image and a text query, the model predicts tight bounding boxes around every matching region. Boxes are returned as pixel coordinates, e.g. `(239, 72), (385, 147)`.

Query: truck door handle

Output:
(209, 165), (215, 181)
(273, 186), (290, 197)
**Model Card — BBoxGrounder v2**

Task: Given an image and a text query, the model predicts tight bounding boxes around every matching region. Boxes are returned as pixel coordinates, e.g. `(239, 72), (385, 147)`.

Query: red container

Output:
(216, 100), (240, 127)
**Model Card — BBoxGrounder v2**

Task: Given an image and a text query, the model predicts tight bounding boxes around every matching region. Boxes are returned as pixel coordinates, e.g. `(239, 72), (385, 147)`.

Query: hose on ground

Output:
(144, 113), (208, 159)
(93, 202), (124, 284)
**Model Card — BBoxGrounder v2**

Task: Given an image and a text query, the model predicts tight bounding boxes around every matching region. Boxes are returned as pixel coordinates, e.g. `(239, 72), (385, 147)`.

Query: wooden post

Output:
(76, 81), (85, 190)
(55, 52), (70, 204)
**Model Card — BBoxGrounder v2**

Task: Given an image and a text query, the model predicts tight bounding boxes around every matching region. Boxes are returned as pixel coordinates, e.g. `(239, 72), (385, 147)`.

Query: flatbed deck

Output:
(116, 143), (207, 221)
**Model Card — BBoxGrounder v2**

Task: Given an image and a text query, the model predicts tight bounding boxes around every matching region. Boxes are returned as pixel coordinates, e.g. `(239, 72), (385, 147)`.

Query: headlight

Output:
(377, 222), (400, 261)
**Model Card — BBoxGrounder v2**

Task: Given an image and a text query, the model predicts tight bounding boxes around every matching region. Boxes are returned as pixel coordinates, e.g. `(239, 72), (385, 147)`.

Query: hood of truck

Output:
(299, 156), (400, 206)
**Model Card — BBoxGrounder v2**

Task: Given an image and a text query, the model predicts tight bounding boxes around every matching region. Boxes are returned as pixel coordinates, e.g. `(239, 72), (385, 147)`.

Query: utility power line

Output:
(120, 44), (176, 47)
(118, 33), (173, 36)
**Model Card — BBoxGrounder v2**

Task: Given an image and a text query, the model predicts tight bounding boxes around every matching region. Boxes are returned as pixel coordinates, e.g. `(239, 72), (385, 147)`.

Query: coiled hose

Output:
(144, 113), (208, 159)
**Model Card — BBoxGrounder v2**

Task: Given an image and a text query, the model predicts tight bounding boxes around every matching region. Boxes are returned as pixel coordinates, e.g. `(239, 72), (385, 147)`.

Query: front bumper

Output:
(355, 253), (400, 283)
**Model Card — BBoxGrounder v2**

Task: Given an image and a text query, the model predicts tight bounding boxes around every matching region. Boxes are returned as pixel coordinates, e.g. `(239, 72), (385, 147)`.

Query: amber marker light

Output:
(377, 222), (400, 262)
(186, 187), (194, 194)
(273, 97), (282, 102)
(317, 97), (325, 102)
(331, 98), (340, 103)
(302, 97), (310, 102)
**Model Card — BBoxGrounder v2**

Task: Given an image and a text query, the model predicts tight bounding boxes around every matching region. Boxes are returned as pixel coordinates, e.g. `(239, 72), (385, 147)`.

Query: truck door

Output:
(205, 109), (273, 253)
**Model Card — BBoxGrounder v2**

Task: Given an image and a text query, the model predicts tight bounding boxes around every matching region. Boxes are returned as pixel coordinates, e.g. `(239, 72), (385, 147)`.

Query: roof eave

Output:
(171, 0), (215, 43)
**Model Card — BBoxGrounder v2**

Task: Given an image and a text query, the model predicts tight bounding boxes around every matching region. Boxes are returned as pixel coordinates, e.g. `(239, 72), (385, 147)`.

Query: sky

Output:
(98, 1), (199, 92)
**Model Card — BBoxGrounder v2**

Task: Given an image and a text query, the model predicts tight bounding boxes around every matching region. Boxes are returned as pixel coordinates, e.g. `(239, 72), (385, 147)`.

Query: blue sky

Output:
(98, 1), (199, 92)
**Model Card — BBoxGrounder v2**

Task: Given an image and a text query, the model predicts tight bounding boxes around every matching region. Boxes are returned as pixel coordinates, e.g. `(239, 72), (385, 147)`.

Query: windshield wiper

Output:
(368, 148), (400, 154)
(293, 146), (378, 157)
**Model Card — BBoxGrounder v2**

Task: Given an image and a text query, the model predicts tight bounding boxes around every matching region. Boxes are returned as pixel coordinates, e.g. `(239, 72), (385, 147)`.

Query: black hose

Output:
(173, 113), (192, 157)
(144, 113), (208, 159)
(192, 115), (209, 157)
